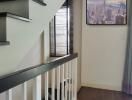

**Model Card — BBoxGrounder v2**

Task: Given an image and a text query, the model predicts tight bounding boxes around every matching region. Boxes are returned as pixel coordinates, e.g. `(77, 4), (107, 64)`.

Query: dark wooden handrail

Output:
(0, 53), (78, 93)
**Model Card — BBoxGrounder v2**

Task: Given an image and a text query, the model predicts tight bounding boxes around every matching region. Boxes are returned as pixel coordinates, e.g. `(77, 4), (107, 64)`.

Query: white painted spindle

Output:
(33, 75), (42, 100)
(61, 64), (65, 100)
(6, 89), (12, 100)
(65, 63), (68, 100)
(57, 66), (60, 100)
(68, 61), (71, 100)
(22, 82), (27, 100)
(74, 58), (78, 100)
(51, 69), (55, 100)
(71, 60), (74, 100)
(45, 72), (49, 100)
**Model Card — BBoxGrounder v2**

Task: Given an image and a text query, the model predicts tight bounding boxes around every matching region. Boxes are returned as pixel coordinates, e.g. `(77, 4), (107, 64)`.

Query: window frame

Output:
(50, 0), (73, 57)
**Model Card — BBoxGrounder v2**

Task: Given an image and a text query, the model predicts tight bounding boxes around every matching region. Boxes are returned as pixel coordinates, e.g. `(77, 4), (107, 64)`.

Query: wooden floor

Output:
(77, 87), (132, 100)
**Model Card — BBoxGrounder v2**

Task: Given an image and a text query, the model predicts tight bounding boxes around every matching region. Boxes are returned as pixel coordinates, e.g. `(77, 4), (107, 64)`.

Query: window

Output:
(50, 0), (73, 57)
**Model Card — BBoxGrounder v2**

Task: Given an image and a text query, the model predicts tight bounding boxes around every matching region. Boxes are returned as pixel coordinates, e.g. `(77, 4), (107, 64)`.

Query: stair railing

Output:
(0, 53), (78, 100)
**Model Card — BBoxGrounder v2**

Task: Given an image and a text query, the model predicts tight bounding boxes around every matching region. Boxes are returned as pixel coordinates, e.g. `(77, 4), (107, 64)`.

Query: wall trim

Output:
(81, 83), (122, 91)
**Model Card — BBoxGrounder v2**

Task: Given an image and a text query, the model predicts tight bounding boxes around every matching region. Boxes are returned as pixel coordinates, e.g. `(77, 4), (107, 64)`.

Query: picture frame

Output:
(86, 0), (127, 25)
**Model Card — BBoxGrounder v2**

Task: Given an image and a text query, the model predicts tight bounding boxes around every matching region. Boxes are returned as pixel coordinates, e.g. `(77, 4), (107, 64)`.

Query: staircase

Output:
(0, 54), (78, 100)
(0, 0), (65, 76)
(0, 0), (78, 100)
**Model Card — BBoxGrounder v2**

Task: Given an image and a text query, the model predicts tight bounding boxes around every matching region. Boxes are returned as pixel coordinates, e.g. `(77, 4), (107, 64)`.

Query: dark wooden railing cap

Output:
(0, 53), (78, 93)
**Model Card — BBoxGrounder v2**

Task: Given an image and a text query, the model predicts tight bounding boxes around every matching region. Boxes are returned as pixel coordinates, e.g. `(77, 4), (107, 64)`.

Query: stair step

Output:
(33, 0), (47, 6)
(0, 12), (30, 45)
(0, 41), (10, 46)
(0, 12), (31, 22)
(0, 0), (15, 2)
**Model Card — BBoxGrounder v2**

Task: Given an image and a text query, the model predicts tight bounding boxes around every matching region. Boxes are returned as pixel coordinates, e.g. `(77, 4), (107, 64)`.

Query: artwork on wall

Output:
(86, 0), (127, 25)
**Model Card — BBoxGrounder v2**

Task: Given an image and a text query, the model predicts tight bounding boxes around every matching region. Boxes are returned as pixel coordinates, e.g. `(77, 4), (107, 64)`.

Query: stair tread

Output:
(0, 12), (31, 22)
(0, 41), (10, 46)
(0, 0), (15, 2)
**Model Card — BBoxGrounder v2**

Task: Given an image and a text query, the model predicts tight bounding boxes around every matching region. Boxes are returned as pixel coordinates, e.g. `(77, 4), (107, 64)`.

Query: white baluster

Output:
(57, 66), (60, 100)
(71, 60), (74, 100)
(51, 69), (55, 100)
(74, 58), (78, 100)
(33, 75), (42, 100)
(65, 63), (68, 100)
(6, 89), (12, 100)
(22, 82), (27, 100)
(45, 72), (49, 100)
(61, 65), (65, 100)
(68, 61), (71, 100)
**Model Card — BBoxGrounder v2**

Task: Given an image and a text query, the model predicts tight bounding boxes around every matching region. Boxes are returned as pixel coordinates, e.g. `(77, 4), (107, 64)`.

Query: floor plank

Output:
(77, 87), (132, 100)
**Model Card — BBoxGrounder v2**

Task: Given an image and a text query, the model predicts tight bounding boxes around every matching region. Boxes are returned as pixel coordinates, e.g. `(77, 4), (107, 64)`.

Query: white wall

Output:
(0, 0), (65, 76)
(81, 0), (128, 91)
(0, 0), (64, 99)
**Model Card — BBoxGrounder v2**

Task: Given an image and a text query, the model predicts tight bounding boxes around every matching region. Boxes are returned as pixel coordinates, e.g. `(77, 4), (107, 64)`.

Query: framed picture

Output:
(86, 0), (127, 25)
